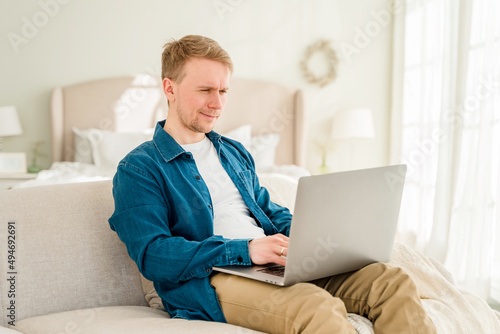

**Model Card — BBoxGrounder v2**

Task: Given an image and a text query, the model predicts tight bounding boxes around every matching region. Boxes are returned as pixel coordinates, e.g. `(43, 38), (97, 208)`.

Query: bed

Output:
(16, 75), (310, 188)
(16, 75), (500, 333)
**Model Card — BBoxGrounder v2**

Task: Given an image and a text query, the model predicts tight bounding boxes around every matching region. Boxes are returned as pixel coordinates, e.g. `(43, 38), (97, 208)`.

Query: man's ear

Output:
(163, 78), (175, 103)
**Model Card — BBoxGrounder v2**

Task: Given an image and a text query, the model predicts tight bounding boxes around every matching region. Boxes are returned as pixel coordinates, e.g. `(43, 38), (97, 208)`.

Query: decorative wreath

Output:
(300, 40), (338, 87)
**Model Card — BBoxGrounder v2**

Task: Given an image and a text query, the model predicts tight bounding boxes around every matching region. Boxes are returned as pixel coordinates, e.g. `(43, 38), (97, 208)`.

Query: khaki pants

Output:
(210, 263), (436, 334)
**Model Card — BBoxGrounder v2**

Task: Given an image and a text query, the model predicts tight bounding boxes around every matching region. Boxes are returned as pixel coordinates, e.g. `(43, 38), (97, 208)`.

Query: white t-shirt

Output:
(181, 137), (266, 240)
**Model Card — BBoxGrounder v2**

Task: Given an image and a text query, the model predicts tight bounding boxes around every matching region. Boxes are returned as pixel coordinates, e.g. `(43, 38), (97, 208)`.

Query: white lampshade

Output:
(0, 106), (23, 137)
(331, 108), (375, 139)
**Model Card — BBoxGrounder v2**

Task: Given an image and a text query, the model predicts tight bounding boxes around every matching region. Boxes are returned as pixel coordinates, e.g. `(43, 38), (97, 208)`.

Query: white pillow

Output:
(72, 127), (94, 164)
(222, 125), (252, 151)
(86, 129), (154, 172)
(250, 133), (281, 168)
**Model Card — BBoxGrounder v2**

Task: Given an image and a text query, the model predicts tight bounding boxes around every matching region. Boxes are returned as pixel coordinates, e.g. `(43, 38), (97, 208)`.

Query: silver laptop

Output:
(213, 164), (407, 286)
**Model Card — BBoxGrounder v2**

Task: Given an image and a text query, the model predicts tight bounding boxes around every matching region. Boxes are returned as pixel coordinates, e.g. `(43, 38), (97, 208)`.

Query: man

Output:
(109, 35), (436, 333)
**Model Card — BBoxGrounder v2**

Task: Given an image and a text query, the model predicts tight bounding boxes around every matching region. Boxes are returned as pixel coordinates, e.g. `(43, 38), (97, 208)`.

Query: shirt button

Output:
(237, 256), (243, 263)
(195, 175), (201, 180)
(208, 204), (212, 209)
(186, 154), (192, 159)
(206, 268), (211, 273)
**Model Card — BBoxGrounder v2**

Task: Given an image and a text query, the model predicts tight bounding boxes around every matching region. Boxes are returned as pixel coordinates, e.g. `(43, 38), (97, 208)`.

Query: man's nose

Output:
(208, 91), (223, 109)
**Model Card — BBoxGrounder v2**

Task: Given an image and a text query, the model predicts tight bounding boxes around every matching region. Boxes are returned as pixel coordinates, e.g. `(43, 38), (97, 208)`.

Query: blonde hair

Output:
(161, 35), (233, 82)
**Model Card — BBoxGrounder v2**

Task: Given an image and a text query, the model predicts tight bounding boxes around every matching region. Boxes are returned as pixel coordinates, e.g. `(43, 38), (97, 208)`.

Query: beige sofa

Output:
(0, 181), (263, 334)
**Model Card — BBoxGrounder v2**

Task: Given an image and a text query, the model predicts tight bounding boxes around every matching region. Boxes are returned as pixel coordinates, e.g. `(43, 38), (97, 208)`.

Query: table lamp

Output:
(331, 108), (375, 168)
(318, 108), (375, 173)
(0, 106), (23, 151)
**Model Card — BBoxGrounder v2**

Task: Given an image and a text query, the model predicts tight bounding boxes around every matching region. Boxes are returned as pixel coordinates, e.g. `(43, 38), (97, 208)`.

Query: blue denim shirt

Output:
(109, 120), (292, 322)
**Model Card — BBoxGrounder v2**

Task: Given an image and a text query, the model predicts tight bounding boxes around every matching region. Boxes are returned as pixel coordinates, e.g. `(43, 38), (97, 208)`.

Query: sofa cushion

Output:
(0, 181), (147, 326)
(141, 274), (165, 310)
(0, 327), (23, 333)
(13, 306), (264, 334)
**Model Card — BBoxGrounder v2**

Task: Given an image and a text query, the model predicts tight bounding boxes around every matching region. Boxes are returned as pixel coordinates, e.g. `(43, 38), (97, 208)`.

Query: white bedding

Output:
(13, 162), (311, 189)
(13, 162), (112, 189)
(390, 243), (500, 333)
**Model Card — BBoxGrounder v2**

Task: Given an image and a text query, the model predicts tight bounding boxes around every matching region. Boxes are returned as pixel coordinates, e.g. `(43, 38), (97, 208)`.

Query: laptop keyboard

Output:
(257, 264), (285, 277)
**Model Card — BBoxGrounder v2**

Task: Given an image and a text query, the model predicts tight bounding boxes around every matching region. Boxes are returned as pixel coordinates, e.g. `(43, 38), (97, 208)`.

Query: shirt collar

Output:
(153, 120), (222, 162)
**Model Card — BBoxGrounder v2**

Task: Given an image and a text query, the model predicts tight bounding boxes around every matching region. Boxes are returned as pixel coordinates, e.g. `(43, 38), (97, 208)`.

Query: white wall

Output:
(0, 0), (395, 172)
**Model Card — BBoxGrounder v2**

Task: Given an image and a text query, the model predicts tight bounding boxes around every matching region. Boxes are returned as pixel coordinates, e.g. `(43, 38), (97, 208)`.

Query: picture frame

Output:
(0, 152), (27, 173)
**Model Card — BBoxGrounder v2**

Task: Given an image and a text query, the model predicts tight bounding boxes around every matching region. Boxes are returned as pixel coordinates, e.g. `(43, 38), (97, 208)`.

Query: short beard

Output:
(177, 102), (215, 135)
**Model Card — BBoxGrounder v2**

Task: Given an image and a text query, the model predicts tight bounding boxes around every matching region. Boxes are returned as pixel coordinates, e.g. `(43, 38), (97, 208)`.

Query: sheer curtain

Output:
(392, 0), (500, 306)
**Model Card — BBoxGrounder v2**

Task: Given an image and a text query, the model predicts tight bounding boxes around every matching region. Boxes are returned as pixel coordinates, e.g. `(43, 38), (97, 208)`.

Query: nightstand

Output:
(0, 173), (37, 190)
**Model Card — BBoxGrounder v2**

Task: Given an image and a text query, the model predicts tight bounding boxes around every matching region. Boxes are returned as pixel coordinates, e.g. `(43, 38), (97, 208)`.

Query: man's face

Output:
(166, 57), (231, 140)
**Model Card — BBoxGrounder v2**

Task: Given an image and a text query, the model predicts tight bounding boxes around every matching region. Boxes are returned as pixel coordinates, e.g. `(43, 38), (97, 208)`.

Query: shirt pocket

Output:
(238, 169), (255, 195)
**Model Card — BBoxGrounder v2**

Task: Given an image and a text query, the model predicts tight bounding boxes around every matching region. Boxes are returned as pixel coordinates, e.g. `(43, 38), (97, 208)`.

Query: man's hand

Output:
(248, 234), (289, 266)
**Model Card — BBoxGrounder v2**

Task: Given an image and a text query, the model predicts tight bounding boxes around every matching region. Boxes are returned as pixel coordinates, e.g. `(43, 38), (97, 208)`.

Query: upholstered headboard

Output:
(50, 75), (306, 166)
